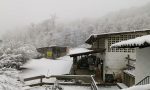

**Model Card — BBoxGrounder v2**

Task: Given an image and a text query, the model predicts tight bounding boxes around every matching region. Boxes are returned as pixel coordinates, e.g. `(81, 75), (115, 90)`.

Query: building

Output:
(69, 48), (104, 82)
(85, 29), (150, 83)
(111, 35), (150, 86)
(37, 46), (68, 59)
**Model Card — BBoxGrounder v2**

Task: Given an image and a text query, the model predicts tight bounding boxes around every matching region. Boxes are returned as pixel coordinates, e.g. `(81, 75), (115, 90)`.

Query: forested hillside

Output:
(2, 2), (150, 48)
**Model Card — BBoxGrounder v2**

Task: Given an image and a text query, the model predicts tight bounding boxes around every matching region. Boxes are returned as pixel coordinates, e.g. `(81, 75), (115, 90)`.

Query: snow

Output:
(86, 34), (98, 42)
(23, 85), (119, 90)
(122, 84), (150, 90)
(24, 85), (91, 90)
(117, 83), (128, 89)
(111, 35), (150, 48)
(124, 69), (135, 77)
(68, 48), (92, 55)
(98, 86), (120, 90)
(0, 68), (23, 90)
(21, 56), (73, 78)
(57, 56), (73, 61)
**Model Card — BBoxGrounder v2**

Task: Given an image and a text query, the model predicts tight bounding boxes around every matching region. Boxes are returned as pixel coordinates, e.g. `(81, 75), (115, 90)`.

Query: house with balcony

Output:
(111, 35), (150, 87)
(85, 29), (150, 83)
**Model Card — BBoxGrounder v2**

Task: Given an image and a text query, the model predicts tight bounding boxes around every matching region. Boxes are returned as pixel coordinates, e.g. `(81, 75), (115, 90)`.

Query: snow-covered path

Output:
(20, 56), (73, 78)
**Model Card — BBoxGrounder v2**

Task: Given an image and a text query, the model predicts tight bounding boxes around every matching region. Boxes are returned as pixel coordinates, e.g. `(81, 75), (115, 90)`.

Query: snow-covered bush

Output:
(0, 43), (39, 69)
(13, 44), (39, 60)
(0, 54), (24, 69)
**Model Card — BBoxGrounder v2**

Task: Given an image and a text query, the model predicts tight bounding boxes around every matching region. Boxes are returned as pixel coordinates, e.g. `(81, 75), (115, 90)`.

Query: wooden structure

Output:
(69, 49), (105, 82)
(37, 46), (68, 59)
(85, 29), (150, 82)
(23, 75), (98, 90)
(121, 55), (136, 87)
(123, 71), (135, 87)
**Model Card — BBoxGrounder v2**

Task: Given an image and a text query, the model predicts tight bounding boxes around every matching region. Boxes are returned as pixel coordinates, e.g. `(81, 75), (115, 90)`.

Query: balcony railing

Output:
(136, 76), (150, 85)
(125, 55), (136, 70)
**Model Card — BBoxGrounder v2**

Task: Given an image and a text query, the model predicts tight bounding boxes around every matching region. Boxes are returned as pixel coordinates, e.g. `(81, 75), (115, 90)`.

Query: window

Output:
(107, 34), (142, 52)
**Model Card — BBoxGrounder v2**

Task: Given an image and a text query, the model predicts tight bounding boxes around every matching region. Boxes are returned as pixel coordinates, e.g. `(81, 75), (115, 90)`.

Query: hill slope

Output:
(3, 2), (150, 47)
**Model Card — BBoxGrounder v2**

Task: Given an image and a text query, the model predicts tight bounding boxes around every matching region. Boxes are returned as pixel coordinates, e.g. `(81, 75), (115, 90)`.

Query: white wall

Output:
(105, 52), (136, 74)
(104, 38), (136, 75)
(135, 47), (150, 83)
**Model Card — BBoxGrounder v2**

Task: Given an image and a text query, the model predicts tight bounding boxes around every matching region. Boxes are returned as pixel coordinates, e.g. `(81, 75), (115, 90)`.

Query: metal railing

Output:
(91, 75), (98, 90)
(136, 76), (150, 85)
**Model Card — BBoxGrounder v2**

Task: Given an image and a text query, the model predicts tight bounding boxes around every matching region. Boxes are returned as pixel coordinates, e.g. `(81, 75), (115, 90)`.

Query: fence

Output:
(91, 75), (98, 90)
(136, 76), (150, 85)
(23, 75), (98, 90)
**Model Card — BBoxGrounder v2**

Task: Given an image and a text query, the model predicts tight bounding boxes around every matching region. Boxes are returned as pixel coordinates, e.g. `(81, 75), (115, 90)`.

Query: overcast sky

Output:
(0, 0), (150, 36)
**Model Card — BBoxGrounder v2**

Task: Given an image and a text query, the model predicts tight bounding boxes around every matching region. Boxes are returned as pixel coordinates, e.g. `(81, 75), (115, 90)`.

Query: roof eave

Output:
(111, 42), (150, 48)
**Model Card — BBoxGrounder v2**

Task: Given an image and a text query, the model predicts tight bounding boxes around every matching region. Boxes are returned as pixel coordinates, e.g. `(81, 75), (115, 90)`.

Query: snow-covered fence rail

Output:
(23, 74), (98, 90)
(91, 75), (98, 90)
(136, 76), (150, 85)
(50, 75), (92, 78)
(24, 75), (46, 86)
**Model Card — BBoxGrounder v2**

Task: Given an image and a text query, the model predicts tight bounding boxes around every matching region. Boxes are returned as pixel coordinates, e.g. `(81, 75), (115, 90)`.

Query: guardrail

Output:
(24, 75), (46, 86)
(91, 75), (98, 90)
(23, 75), (98, 90)
(136, 76), (150, 85)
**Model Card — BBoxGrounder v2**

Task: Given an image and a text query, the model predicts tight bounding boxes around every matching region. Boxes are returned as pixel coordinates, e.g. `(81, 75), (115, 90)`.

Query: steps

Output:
(117, 83), (128, 89)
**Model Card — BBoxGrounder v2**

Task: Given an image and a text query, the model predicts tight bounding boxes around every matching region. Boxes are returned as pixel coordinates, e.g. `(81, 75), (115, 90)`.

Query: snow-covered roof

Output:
(111, 35), (150, 48)
(86, 29), (150, 44)
(124, 69), (135, 77)
(68, 48), (92, 55)
(36, 45), (68, 49)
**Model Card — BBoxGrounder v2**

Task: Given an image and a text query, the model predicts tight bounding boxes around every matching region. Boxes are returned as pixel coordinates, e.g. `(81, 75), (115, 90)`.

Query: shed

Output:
(37, 46), (68, 59)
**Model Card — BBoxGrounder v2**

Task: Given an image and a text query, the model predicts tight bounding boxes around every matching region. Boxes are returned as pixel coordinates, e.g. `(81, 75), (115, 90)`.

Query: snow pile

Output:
(122, 84), (150, 90)
(111, 35), (150, 48)
(68, 48), (92, 55)
(21, 57), (73, 78)
(0, 68), (23, 90)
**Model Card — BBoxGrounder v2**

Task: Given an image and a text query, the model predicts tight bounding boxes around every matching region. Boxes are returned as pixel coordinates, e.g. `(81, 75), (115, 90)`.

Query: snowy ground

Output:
(0, 68), (23, 90)
(24, 85), (119, 90)
(26, 85), (90, 90)
(122, 84), (150, 90)
(20, 56), (73, 78)
(98, 86), (119, 90)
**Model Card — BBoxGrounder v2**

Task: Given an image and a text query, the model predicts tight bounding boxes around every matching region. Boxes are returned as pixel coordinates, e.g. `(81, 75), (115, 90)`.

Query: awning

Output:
(111, 35), (150, 48)
(69, 48), (105, 57)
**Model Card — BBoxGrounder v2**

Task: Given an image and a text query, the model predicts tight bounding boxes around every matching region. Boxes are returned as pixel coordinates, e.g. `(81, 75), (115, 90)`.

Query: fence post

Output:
(40, 76), (43, 86)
